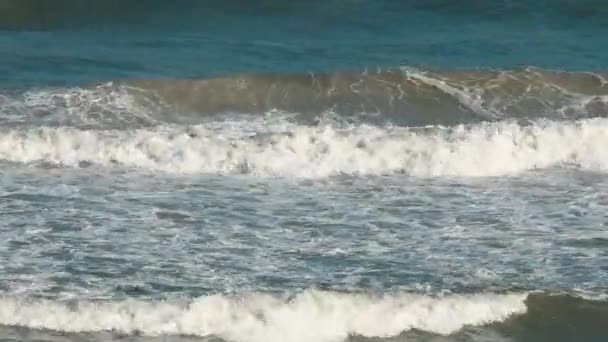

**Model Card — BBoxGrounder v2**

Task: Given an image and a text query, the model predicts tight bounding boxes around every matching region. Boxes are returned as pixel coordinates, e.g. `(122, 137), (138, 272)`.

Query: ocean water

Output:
(0, 1), (607, 341)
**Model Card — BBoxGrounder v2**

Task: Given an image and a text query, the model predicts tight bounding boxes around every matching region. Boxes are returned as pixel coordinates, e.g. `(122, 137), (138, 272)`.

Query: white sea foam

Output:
(0, 291), (527, 342)
(0, 84), (158, 128)
(0, 118), (607, 177)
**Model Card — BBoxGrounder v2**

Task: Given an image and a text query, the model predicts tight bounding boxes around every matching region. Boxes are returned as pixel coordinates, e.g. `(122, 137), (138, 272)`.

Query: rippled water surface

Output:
(1, 1), (607, 342)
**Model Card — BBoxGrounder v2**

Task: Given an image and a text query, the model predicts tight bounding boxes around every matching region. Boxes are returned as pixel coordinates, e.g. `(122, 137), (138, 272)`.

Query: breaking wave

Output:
(126, 67), (608, 126)
(1, 291), (606, 342)
(1, 67), (607, 129)
(0, 118), (607, 177)
(1, 67), (607, 177)
(0, 290), (527, 342)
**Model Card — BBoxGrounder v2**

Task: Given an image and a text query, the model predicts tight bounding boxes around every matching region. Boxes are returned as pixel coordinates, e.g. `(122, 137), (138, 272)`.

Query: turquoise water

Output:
(0, 1), (607, 342)
(1, 0), (607, 86)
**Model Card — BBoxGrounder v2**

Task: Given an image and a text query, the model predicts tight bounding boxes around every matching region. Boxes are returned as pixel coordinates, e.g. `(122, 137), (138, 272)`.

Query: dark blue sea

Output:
(0, 1), (607, 341)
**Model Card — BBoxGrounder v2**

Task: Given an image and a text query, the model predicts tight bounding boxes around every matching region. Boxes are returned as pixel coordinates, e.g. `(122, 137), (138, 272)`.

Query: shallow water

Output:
(0, 1), (607, 342)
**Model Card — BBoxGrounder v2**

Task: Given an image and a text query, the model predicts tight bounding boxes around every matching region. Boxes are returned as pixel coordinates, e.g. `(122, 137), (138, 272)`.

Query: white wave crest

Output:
(0, 84), (158, 128)
(0, 118), (607, 177)
(0, 291), (527, 342)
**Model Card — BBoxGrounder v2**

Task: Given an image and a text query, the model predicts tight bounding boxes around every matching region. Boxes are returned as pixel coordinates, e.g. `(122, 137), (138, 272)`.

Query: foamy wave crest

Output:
(0, 291), (527, 341)
(1, 118), (607, 177)
(0, 83), (158, 128)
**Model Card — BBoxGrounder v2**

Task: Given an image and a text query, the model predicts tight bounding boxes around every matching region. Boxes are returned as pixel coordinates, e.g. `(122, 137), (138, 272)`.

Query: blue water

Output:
(1, 0), (607, 87)
(0, 1), (607, 342)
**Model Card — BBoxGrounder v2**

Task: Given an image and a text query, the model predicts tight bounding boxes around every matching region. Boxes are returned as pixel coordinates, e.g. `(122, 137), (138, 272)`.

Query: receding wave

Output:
(1, 118), (607, 177)
(0, 290), (527, 342)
